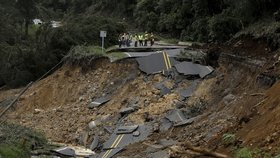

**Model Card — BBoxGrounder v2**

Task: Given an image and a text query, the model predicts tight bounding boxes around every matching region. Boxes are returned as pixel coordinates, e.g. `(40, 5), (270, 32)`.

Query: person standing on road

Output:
(144, 31), (149, 46)
(139, 34), (144, 46)
(118, 34), (122, 48)
(127, 33), (131, 47)
(134, 34), (138, 47)
(121, 33), (126, 47)
(150, 33), (155, 46)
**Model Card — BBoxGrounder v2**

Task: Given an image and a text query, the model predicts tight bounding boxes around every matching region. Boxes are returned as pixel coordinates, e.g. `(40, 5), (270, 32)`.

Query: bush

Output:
(0, 122), (48, 158)
(182, 18), (209, 42)
(209, 14), (242, 42)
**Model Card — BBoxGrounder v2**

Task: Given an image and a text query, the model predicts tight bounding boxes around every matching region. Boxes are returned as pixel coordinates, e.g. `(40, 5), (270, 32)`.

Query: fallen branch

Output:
(169, 143), (229, 158)
(250, 93), (265, 97)
(253, 98), (267, 108)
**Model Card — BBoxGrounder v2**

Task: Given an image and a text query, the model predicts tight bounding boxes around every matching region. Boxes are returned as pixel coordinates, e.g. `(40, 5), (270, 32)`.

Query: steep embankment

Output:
(1, 39), (280, 157)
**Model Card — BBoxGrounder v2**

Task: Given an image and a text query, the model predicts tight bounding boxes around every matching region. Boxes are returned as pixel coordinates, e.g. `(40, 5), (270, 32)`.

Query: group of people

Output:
(118, 32), (155, 48)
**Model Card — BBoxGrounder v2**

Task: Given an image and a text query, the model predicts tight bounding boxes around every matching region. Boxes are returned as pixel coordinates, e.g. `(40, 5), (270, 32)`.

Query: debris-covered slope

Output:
(1, 40), (280, 157)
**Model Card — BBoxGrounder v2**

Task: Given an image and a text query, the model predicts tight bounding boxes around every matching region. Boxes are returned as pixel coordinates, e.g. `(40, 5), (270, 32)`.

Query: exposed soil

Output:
(0, 37), (280, 157)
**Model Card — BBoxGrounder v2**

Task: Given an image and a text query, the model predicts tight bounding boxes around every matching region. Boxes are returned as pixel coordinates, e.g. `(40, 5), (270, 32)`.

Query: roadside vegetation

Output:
(0, 122), (48, 158)
(1, 0), (280, 88)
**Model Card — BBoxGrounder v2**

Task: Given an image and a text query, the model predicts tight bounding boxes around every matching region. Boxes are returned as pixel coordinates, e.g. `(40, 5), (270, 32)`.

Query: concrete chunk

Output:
(175, 62), (214, 78)
(88, 97), (110, 109)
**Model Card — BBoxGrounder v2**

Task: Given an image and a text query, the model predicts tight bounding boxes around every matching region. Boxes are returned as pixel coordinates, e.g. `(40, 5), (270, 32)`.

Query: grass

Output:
(65, 45), (105, 61)
(65, 45), (129, 63)
(235, 147), (253, 158)
(106, 52), (127, 62)
(0, 144), (29, 158)
(0, 122), (48, 158)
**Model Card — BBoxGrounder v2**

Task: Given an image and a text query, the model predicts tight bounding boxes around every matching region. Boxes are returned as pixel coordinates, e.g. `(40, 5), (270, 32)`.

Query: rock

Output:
(79, 97), (84, 102)
(34, 109), (43, 114)
(119, 107), (136, 116)
(223, 94), (236, 105)
(153, 123), (160, 133)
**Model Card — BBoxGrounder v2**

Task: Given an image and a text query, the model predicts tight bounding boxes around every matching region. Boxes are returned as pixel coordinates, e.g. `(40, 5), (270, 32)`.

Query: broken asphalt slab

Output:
(52, 147), (76, 157)
(52, 146), (96, 157)
(88, 97), (110, 109)
(102, 125), (153, 150)
(175, 62), (214, 78)
(124, 49), (183, 58)
(107, 45), (186, 53)
(154, 83), (171, 96)
(97, 147), (123, 158)
(136, 52), (179, 74)
(165, 109), (194, 127)
(119, 107), (136, 116)
(90, 136), (99, 151)
(159, 118), (173, 132)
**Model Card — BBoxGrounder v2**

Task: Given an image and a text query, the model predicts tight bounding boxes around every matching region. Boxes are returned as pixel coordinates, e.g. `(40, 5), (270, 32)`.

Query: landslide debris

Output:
(0, 38), (280, 157)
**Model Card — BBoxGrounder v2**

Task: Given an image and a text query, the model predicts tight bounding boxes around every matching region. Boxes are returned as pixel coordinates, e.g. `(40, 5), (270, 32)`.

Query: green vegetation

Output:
(235, 147), (253, 158)
(65, 45), (105, 62)
(1, 0), (280, 87)
(0, 0), (125, 88)
(222, 133), (236, 146)
(0, 122), (48, 158)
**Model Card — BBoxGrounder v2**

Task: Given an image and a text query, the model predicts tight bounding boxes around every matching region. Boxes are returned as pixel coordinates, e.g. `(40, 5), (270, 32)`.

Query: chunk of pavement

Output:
(74, 147), (96, 157)
(175, 62), (214, 78)
(103, 126), (113, 134)
(136, 52), (180, 74)
(90, 136), (99, 151)
(88, 97), (110, 109)
(154, 83), (171, 96)
(174, 118), (194, 127)
(160, 86), (171, 96)
(103, 125), (153, 150)
(148, 150), (169, 158)
(165, 109), (194, 127)
(165, 109), (187, 124)
(159, 118), (173, 132)
(119, 107), (136, 116)
(116, 125), (139, 134)
(97, 147), (123, 158)
(52, 147), (76, 157)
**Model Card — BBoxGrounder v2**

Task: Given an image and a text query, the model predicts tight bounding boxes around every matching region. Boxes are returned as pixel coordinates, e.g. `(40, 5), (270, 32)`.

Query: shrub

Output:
(0, 122), (48, 158)
(222, 133), (236, 146)
(209, 14), (242, 42)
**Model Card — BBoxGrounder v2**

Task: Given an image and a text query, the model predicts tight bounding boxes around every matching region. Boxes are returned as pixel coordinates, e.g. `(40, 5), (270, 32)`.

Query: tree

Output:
(16, 0), (37, 37)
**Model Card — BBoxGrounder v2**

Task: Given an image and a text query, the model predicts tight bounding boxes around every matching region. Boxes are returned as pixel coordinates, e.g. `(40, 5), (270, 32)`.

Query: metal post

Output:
(102, 37), (104, 54)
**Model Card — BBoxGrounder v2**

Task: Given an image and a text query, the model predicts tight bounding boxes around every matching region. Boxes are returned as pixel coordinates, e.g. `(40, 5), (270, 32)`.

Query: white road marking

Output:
(125, 52), (132, 57)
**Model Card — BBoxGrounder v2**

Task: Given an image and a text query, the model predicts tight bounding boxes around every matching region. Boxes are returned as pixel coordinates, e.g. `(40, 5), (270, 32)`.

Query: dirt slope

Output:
(1, 39), (280, 157)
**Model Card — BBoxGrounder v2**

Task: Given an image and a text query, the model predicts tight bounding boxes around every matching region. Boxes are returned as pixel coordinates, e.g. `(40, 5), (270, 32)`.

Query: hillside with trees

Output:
(1, 1), (280, 158)
(1, 0), (280, 87)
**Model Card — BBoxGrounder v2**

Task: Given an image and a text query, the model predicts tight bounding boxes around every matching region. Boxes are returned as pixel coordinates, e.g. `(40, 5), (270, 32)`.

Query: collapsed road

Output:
(1, 45), (217, 158)
(2, 39), (280, 158)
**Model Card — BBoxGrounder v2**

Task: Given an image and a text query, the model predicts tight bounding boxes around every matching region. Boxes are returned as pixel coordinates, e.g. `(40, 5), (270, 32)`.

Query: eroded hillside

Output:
(1, 38), (280, 157)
